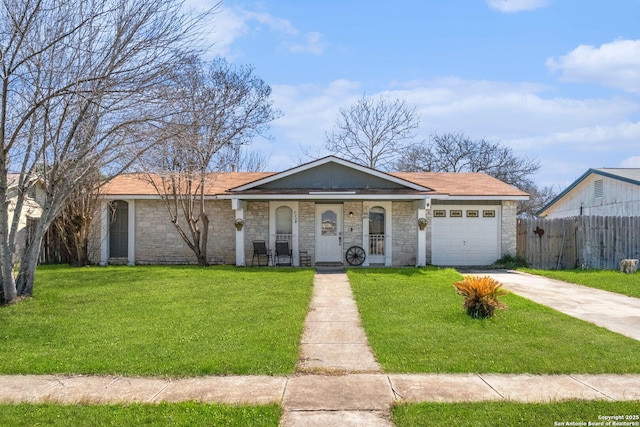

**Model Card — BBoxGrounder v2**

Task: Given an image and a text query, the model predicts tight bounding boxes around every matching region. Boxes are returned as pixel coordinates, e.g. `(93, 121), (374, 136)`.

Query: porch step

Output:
(315, 262), (345, 273)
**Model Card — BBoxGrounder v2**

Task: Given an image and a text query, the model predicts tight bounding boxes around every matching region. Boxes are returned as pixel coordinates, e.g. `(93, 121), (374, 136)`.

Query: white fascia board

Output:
(224, 193), (434, 201)
(230, 156), (430, 192)
(440, 195), (529, 201)
(101, 194), (220, 201)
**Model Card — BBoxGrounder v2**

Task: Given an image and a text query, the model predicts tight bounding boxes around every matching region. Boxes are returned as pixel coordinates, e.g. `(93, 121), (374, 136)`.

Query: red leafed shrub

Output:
(453, 276), (508, 319)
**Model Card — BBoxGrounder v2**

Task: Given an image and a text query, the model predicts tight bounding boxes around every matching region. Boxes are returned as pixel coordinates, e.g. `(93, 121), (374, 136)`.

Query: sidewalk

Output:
(1, 269), (639, 427)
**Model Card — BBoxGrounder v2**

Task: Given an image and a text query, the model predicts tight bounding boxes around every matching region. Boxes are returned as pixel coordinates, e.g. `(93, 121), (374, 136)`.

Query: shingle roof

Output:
(102, 170), (527, 198)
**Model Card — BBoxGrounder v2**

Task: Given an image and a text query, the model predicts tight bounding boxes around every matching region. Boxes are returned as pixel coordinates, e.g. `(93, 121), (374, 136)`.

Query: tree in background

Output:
(397, 133), (550, 216)
(0, 0), (205, 304)
(325, 95), (421, 170)
(140, 57), (280, 266)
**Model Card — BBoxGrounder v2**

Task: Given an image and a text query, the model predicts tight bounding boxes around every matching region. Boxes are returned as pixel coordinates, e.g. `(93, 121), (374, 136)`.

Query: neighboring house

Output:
(538, 168), (640, 218)
(7, 174), (45, 256)
(93, 156), (528, 267)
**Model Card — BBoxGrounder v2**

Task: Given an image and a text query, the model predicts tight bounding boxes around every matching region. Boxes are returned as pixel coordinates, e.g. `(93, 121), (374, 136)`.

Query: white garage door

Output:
(431, 205), (500, 266)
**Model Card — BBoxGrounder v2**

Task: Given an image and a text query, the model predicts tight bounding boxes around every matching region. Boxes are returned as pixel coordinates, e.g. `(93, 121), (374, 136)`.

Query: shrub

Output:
(453, 276), (508, 319)
(494, 254), (529, 269)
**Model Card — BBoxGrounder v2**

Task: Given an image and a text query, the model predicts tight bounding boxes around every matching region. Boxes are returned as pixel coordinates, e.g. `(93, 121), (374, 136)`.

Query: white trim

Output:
(233, 200), (246, 266)
(269, 201), (299, 266)
(100, 202), (108, 266)
(438, 195), (529, 201)
(102, 194), (526, 201)
(362, 201), (392, 266)
(415, 204), (427, 267)
(230, 156), (430, 192)
(224, 193), (438, 200)
(127, 199), (135, 266)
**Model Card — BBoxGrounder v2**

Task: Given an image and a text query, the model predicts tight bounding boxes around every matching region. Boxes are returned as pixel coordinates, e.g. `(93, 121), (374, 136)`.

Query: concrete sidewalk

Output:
(466, 270), (640, 341)
(2, 269), (640, 427)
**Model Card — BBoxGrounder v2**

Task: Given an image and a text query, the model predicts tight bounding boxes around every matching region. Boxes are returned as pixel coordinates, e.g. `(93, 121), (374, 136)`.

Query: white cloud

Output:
(486, 0), (549, 13)
(620, 156), (640, 168)
(183, 1), (326, 57)
(547, 39), (640, 94)
(289, 32), (327, 55)
(264, 77), (640, 186)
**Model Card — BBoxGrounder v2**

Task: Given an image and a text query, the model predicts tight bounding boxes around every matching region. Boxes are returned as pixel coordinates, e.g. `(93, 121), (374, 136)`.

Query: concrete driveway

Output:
(465, 270), (640, 342)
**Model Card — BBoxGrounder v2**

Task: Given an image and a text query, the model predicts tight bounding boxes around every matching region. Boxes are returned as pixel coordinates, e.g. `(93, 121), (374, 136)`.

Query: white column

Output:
(414, 198), (431, 267)
(232, 199), (246, 266)
(100, 202), (108, 266)
(127, 199), (136, 266)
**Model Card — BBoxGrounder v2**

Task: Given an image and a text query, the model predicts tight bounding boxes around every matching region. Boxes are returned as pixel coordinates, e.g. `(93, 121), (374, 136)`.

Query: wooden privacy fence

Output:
(517, 216), (640, 270)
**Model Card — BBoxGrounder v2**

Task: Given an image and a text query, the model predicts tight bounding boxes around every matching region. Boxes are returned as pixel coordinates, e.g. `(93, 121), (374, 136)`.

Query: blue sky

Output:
(186, 0), (640, 190)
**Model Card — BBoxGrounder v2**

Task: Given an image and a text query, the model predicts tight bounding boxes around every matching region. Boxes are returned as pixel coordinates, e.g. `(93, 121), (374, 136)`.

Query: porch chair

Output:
(275, 240), (293, 266)
(252, 240), (272, 266)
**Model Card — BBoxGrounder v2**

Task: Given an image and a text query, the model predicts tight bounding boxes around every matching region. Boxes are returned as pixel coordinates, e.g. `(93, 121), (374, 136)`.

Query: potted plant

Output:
(234, 218), (244, 231)
(418, 217), (428, 230)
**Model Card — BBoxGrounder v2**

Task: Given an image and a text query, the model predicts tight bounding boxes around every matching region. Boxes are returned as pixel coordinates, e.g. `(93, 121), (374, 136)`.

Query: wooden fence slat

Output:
(516, 216), (640, 270)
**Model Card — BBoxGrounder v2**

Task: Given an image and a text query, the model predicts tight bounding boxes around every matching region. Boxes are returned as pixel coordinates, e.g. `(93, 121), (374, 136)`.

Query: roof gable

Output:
(537, 168), (640, 216)
(230, 156), (430, 192)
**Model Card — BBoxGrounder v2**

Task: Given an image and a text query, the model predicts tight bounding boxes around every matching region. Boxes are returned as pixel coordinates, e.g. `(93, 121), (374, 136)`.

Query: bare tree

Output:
(50, 169), (104, 266)
(0, 0), (206, 304)
(140, 57), (279, 266)
(397, 133), (540, 190)
(517, 183), (557, 218)
(325, 95), (421, 170)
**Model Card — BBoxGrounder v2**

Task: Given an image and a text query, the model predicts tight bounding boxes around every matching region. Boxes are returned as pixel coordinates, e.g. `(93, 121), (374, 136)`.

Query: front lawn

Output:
(0, 403), (280, 427)
(522, 268), (640, 299)
(348, 268), (640, 374)
(392, 401), (640, 427)
(0, 265), (314, 376)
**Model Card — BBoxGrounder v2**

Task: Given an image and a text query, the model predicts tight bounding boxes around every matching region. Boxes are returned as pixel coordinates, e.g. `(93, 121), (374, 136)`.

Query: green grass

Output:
(0, 403), (280, 427)
(348, 267), (640, 374)
(392, 401), (640, 427)
(522, 268), (640, 299)
(0, 265), (314, 376)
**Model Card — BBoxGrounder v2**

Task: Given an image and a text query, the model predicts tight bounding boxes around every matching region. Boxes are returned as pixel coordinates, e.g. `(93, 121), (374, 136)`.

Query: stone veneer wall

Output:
(243, 201), (269, 265)
(342, 201), (363, 264)
(298, 201), (316, 264)
(135, 199), (237, 264)
(90, 199), (239, 265)
(391, 201), (418, 266)
(500, 200), (517, 257)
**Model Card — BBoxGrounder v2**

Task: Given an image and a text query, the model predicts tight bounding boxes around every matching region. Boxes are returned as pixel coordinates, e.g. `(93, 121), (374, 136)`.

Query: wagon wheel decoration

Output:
(345, 246), (366, 266)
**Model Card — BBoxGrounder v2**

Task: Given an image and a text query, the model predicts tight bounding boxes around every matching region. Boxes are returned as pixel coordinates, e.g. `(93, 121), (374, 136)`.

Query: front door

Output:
(316, 204), (343, 263)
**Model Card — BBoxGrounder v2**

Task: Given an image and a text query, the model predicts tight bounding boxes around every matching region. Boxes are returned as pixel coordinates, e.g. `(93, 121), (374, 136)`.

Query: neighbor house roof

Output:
(537, 168), (640, 216)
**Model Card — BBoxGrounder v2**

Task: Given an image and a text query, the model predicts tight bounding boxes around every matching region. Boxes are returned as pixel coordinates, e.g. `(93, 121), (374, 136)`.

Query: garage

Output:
(431, 205), (501, 266)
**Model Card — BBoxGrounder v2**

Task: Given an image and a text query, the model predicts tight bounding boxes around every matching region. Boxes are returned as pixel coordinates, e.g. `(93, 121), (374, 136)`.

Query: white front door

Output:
(316, 204), (343, 263)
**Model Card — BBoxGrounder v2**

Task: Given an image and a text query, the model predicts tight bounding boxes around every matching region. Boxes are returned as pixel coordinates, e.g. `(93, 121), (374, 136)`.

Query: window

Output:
(109, 200), (128, 258)
(368, 206), (385, 235)
(321, 210), (337, 236)
(594, 179), (604, 199)
(275, 206), (292, 235)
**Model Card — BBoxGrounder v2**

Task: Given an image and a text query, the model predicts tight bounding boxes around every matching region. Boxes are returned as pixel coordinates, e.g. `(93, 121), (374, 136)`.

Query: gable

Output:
(230, 156), (430, 193)
(538, 168), (640, 217)
(254, 162), (408, 190)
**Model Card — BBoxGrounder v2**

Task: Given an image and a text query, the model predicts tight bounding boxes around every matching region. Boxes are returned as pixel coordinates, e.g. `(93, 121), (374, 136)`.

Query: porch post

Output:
(100, 202), (108, 266)
(232, 199), (246, 266)
(127, 199), (135, 266)
(414, 198), (431, 267)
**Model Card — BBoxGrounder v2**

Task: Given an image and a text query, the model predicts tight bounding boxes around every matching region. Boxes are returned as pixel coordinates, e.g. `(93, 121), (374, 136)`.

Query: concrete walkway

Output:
(1, 269), (640, 427)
